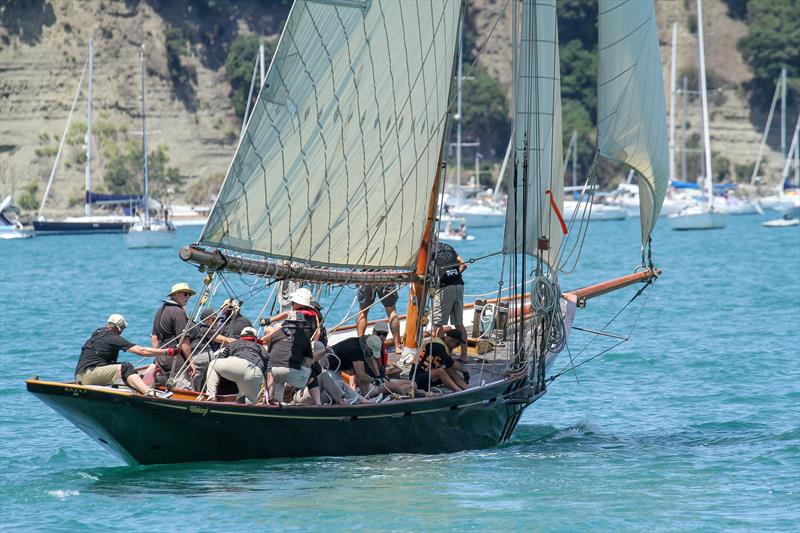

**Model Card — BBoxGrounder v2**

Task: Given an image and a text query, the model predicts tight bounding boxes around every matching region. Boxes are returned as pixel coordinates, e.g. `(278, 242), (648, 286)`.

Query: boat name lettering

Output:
(189, 406), (209, 416)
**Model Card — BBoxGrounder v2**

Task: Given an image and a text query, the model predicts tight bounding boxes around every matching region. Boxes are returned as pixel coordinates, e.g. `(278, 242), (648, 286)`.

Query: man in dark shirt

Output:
(76, 314), (176, 395)
(219, 298), (254, 339)
(410, 330), (469, 393)
(205, 327), (270, 403)
(330, 334), (415, 397)
(265, 318), (313, 403)
(188, 308), (229, 392)
(151, 282), (196, 383)
(431, 241), (468, 359)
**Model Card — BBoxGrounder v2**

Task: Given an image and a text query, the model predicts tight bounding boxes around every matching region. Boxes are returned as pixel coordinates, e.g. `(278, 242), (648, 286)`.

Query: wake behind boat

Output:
(28, 0), (670, 465)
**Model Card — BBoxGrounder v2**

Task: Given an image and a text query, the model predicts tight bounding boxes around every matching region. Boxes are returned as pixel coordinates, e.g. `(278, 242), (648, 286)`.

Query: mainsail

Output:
(597, 0), (669, 244)
(503, 0), (564, 267)
(200, 0), (461, 270)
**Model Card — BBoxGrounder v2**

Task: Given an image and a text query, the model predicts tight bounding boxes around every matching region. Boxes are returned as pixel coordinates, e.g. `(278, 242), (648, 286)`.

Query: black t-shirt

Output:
(75, 327), (135, 375)
(220, 339), (270, 374)
(433, 242), (464, 287)
(221, 315), (253, 339)
(267, 320), (312, 370)
(151, 301), (189, 348)
(330, 337), (379, 378)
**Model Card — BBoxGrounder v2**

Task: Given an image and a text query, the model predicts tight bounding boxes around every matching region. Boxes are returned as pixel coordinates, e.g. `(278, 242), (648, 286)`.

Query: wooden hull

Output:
(26, 377), (539, 465)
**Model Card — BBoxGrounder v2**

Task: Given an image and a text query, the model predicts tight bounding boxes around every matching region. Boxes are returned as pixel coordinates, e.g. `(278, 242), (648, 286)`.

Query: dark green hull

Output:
(27, 378), (539, 465)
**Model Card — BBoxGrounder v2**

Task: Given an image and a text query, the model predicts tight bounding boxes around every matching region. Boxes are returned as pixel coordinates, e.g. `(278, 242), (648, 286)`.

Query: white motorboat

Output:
(564, 200), (626, 221)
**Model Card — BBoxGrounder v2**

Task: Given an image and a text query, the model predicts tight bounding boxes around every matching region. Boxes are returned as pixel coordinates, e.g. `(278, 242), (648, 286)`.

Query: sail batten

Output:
(503, 0), (564, 265)
(597, 0), (669, 244)
(200, 0), (460, 270)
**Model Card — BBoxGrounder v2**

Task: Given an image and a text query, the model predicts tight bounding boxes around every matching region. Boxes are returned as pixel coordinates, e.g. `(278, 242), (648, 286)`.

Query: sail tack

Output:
(503, 0), (564, 266)
(598, 0), (669, 243)
(200, 0), (460, 270)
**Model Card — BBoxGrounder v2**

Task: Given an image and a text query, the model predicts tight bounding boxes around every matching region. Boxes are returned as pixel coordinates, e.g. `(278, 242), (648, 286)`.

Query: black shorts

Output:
(357, 285), (398, 310)
(411, 366), (441, 390)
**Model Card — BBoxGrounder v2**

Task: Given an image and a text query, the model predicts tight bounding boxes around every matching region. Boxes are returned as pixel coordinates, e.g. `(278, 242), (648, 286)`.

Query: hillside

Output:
(0, 0), (795, 214)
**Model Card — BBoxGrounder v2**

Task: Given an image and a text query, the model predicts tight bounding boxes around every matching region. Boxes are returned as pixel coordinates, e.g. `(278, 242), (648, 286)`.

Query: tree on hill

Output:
(224, 34), (274, 118)
(737, 0), (799, 109)
(461, 67), (511, 159)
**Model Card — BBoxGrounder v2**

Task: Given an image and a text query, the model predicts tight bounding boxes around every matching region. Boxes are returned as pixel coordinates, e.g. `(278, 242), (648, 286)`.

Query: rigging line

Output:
(570, 326), (629, 341)
(553, 278), (654, 378)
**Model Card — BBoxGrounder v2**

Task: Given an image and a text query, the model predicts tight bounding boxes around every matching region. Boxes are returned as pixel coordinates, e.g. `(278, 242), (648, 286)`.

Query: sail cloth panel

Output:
(598, 0), (669, 244)
(503, 0), (564, 267)
(200, 0), (460, 270)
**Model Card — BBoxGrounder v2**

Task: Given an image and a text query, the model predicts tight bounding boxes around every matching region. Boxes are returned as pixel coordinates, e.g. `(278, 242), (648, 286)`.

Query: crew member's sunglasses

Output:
(376, 331), (388, 337)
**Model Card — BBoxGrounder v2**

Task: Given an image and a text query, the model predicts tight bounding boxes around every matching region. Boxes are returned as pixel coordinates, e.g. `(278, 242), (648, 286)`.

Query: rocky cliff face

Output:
(0, 0), (789, 213)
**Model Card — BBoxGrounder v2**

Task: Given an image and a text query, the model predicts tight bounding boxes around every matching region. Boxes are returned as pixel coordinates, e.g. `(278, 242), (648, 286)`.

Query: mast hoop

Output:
(180, 246), (416, 285)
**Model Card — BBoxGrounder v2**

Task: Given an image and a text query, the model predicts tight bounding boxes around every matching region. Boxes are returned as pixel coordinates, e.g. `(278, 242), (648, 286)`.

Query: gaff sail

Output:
(597, 0), (669, 244)
(200, 0), (460, 271)
(503, 0), (564, 267)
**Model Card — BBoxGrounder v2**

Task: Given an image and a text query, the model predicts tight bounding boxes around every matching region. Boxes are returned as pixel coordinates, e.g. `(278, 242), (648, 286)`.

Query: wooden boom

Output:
(565, 268), (660, 307)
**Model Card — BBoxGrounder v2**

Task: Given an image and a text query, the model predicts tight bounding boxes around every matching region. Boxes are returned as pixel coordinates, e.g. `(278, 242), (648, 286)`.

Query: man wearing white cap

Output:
(75, 314), (178, 395)
(151, 282), (196, 384)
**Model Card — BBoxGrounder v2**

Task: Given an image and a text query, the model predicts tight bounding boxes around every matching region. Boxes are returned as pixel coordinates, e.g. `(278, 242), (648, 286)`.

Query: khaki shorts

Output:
(76, 364), (121, 386)
(432, 284), (464, 327)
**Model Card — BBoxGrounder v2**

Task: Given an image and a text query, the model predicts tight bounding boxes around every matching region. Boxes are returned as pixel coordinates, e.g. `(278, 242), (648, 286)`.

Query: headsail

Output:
(597, 0), (669, 243)
(200, 0), (461, 271)
(503, 0), (564, 267)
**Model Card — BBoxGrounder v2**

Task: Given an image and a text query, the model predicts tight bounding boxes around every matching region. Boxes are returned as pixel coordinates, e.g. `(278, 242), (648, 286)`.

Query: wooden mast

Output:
(403, 1), (464, 352)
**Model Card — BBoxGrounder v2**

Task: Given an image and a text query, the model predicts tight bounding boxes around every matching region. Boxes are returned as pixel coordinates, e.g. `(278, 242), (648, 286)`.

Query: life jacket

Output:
(417, 337), (448, 371)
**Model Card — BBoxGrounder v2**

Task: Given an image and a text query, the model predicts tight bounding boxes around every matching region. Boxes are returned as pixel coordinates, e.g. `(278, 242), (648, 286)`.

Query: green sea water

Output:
(1, 215), (798, 531)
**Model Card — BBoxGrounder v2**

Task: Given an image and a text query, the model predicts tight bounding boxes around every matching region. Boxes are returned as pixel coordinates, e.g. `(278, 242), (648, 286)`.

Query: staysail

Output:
(503, 0), (564, 267)
(200, 0), (460, 270)
(597, 0), (669, 243)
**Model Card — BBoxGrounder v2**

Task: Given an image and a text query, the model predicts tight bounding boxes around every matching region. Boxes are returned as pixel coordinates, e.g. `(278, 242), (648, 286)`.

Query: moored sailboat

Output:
(28, 0), (667, 465)
(124, 45), (177, 249)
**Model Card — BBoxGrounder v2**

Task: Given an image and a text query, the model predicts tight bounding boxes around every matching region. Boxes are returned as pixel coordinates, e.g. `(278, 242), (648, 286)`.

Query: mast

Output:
(669, 22), (677, 182)
(696, 0), (714, 209)
(259, 42), (265, 87)
(781, 67), (787, 162)
(39, 57), (88, 219)
(494, 135), (513, 199)
(403, 3), (465, 352)
(85, 38), (93, 217)
(140, 44), (150, 227)
(750, 75), (781, 185)
(680, 76), (688, 181)
(455, 8), (464, 203)
(572, 130), (578, 187)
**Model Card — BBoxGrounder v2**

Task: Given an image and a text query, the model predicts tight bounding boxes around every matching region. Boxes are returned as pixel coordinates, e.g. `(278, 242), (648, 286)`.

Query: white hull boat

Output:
(667, 207), (727, 230)
(564, 201), (626, 221)
(124, 222), (176, 248)
(0, 224), (31, 240)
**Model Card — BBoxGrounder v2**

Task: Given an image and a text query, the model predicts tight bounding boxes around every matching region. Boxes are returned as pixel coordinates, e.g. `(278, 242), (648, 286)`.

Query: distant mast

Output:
(85, 38), (93, 217)
(669, 22), (677, 182)
(140, 44), (149, 228)
(696, 0), (714, 208)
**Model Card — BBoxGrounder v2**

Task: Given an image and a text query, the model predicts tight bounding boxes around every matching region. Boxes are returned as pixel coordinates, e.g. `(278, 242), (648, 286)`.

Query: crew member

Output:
(205, 327), (270, 404)
(265, 316), (313, 403)
(75, 314), (177, 395)
(151, 282), (196, 384)
(356, 284), (401, 354)
(431, 241), (468, 359)
(330, 333), (415, 397)
(410, 330), (469, 393)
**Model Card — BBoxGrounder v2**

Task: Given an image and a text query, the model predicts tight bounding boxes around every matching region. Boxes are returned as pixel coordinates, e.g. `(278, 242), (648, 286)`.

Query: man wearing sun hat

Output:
(151, 282), (196, 385)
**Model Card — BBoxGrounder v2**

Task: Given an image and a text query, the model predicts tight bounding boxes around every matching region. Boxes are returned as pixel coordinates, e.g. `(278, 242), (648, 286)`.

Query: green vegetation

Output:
(461, 67), (510, 159)
(164, 27), (197, 88)
(17, 181), (40, 211)
(224, 34), (270, 117)
(737, 0), (799, 109)
(184, 172), (224, 205)
(104, 141), (185, 200)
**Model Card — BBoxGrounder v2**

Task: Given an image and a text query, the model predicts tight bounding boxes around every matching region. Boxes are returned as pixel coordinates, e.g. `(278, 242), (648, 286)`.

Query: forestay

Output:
(503, 0), (564, 267)
(597, 0), (669, 244)
(200, 0), (460, 270)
